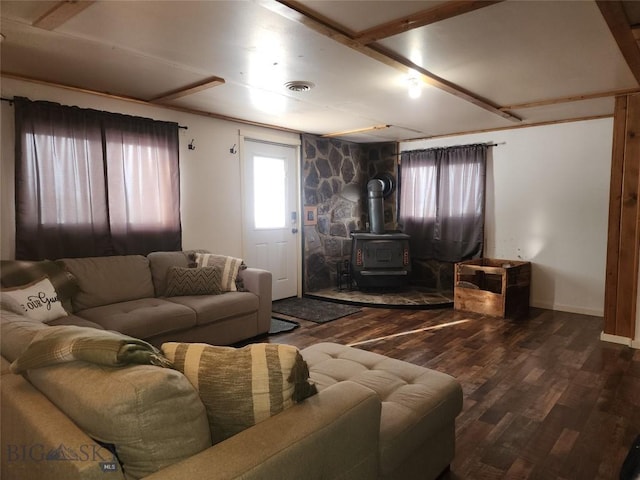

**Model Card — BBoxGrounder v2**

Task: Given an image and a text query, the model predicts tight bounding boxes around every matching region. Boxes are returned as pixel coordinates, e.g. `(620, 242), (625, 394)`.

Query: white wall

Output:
(0, 77), (300, 260)
(400, 118), (613, 316)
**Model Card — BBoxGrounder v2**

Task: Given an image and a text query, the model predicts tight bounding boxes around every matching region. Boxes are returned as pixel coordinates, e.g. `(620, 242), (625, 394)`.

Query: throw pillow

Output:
(162, 342), (318, 445)
(1, 259), (79, 312)
(164, 266), (223, 297)
(193, 253), (245, 292)
(10, 325), (172, 374)
(1, 277), (68, 323)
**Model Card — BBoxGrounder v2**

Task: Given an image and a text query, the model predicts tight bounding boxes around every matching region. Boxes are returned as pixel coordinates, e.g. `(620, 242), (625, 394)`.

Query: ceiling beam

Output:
(499, 87), (640, 110)
(149, 76), (226, 103)
(597, 1), (640, 85)
(322, 124), (391, 138)
(370, 42), (520, 121)
(33, 1), (95, 30)
(404, 114), (614, 143)
(354, 1), (504, 44)
(262, 0), (521, 123)
(1, 71), (299, 134)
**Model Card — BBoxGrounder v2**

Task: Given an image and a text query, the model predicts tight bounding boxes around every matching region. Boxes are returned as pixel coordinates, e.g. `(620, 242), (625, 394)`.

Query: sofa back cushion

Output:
(147, 250), (210, 297)
(27, 362), (211, 480)
(60, 256), (155, 311)
(1, 311), (211, 480)
(147, 251), (191, 297)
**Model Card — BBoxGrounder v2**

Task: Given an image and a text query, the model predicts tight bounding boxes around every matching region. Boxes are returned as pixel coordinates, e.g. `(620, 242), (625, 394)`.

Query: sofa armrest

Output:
(238, 267), (272, 334)
(145, 381), (381, 480)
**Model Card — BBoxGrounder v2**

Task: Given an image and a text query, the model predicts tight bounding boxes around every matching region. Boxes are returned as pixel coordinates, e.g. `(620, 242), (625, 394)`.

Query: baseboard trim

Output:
(600, 331), (633, 347)
(530, 301), (603, 317)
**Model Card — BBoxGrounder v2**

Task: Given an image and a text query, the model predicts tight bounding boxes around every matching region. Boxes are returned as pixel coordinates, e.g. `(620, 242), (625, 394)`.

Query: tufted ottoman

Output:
(302, 342), (463, 480)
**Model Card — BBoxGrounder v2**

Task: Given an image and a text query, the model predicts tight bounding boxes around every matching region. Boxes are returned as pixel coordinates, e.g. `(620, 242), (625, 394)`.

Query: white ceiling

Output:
(1, 0), (638, 143)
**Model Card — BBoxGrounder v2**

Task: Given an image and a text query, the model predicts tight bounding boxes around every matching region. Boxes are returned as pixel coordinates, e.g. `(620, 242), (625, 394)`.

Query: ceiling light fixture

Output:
(408, 77), (422, 99)
(284, 81), (315, 92)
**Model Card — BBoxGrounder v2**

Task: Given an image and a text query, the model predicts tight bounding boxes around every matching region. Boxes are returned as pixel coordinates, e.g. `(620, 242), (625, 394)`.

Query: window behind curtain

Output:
(14, 97), (182, 260)
(399, 144), (487, 262)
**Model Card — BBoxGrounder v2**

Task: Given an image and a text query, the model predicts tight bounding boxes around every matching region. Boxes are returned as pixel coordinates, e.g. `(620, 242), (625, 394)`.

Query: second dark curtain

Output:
(399, 144), (487, 262)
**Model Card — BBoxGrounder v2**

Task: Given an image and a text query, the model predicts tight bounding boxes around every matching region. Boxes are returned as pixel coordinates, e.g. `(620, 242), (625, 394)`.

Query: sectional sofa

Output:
(0, 251), (464, 480)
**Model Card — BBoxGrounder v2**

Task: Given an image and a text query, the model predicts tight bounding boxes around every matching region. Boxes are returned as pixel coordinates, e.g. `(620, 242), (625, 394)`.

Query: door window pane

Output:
(254, 156), (285, 229)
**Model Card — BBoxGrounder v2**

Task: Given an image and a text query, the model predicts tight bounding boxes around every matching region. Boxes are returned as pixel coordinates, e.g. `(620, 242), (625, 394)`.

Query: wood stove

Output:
(348, 177), (411, 288)
(350, 231), (411, 288)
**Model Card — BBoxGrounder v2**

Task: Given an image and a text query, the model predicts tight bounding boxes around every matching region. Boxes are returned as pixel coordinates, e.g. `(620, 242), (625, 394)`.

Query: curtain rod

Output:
(399, 141), (502, 153)
(1, 96), (188, 129)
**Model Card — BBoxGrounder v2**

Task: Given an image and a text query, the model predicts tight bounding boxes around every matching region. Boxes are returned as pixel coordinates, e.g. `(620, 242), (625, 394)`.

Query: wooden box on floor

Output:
(454, 258), (531, 318)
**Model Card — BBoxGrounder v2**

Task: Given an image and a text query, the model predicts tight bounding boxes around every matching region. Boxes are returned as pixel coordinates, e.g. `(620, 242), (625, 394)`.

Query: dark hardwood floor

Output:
(264, 306), (640, 480)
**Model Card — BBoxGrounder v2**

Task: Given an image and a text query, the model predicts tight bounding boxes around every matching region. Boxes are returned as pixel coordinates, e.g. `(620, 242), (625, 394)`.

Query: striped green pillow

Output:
(162, 342), (317, 444)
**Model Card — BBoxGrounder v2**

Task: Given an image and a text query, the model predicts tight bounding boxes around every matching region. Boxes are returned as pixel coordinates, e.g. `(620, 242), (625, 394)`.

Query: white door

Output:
(242, 139), (299, 300)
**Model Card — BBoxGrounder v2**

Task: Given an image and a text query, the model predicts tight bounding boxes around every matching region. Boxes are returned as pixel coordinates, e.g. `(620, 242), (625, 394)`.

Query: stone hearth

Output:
(307, 286), (453, 309)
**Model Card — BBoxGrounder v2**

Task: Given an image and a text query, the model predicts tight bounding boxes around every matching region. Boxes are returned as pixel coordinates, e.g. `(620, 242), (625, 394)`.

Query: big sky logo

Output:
(6, 443), (119, 473)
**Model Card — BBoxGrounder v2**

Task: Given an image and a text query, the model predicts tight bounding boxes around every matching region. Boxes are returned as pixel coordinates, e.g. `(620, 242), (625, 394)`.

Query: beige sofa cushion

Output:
(60, 256), (155, 310)
(167, 291), (258, 326)
(47, 314), (106, 329)
(27, 362), (211, 480)
(2, 366), (124, 480)
(147, 251), (192, 297)
(302, 342), (463, 477)
(162, 342), (317, 445)
(76, 298), (196, 339)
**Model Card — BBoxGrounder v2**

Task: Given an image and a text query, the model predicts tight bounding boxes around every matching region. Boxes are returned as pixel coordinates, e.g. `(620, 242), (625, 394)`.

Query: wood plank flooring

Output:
(262, 306), (640, 480)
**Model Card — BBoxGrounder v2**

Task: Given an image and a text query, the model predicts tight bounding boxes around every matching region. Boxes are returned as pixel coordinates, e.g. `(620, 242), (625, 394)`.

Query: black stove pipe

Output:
(367, 179), (385, 234)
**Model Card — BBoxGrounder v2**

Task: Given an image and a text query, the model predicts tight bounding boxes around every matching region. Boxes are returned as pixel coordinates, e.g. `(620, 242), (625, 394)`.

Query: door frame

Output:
(238, 129), (302, 299)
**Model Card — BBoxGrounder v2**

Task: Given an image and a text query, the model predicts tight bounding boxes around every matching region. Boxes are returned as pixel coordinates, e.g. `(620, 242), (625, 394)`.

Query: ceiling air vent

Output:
(284, 81), (315, 92)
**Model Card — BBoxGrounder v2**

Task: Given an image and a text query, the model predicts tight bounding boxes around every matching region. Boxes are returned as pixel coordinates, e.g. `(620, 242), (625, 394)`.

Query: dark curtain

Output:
(14, 97), (182, 260)
(399, 144), (487, 262)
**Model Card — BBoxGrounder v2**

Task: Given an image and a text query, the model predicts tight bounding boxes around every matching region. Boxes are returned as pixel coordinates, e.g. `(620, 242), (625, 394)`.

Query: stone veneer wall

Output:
(302, 134), (398, 292)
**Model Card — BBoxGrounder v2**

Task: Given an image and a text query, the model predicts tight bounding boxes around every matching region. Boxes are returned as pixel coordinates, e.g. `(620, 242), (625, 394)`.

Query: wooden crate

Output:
(454, 258), (531, 318)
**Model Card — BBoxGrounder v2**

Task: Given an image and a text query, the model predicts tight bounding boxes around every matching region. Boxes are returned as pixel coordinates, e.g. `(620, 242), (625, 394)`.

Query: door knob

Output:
(292, 228), (298, 234)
